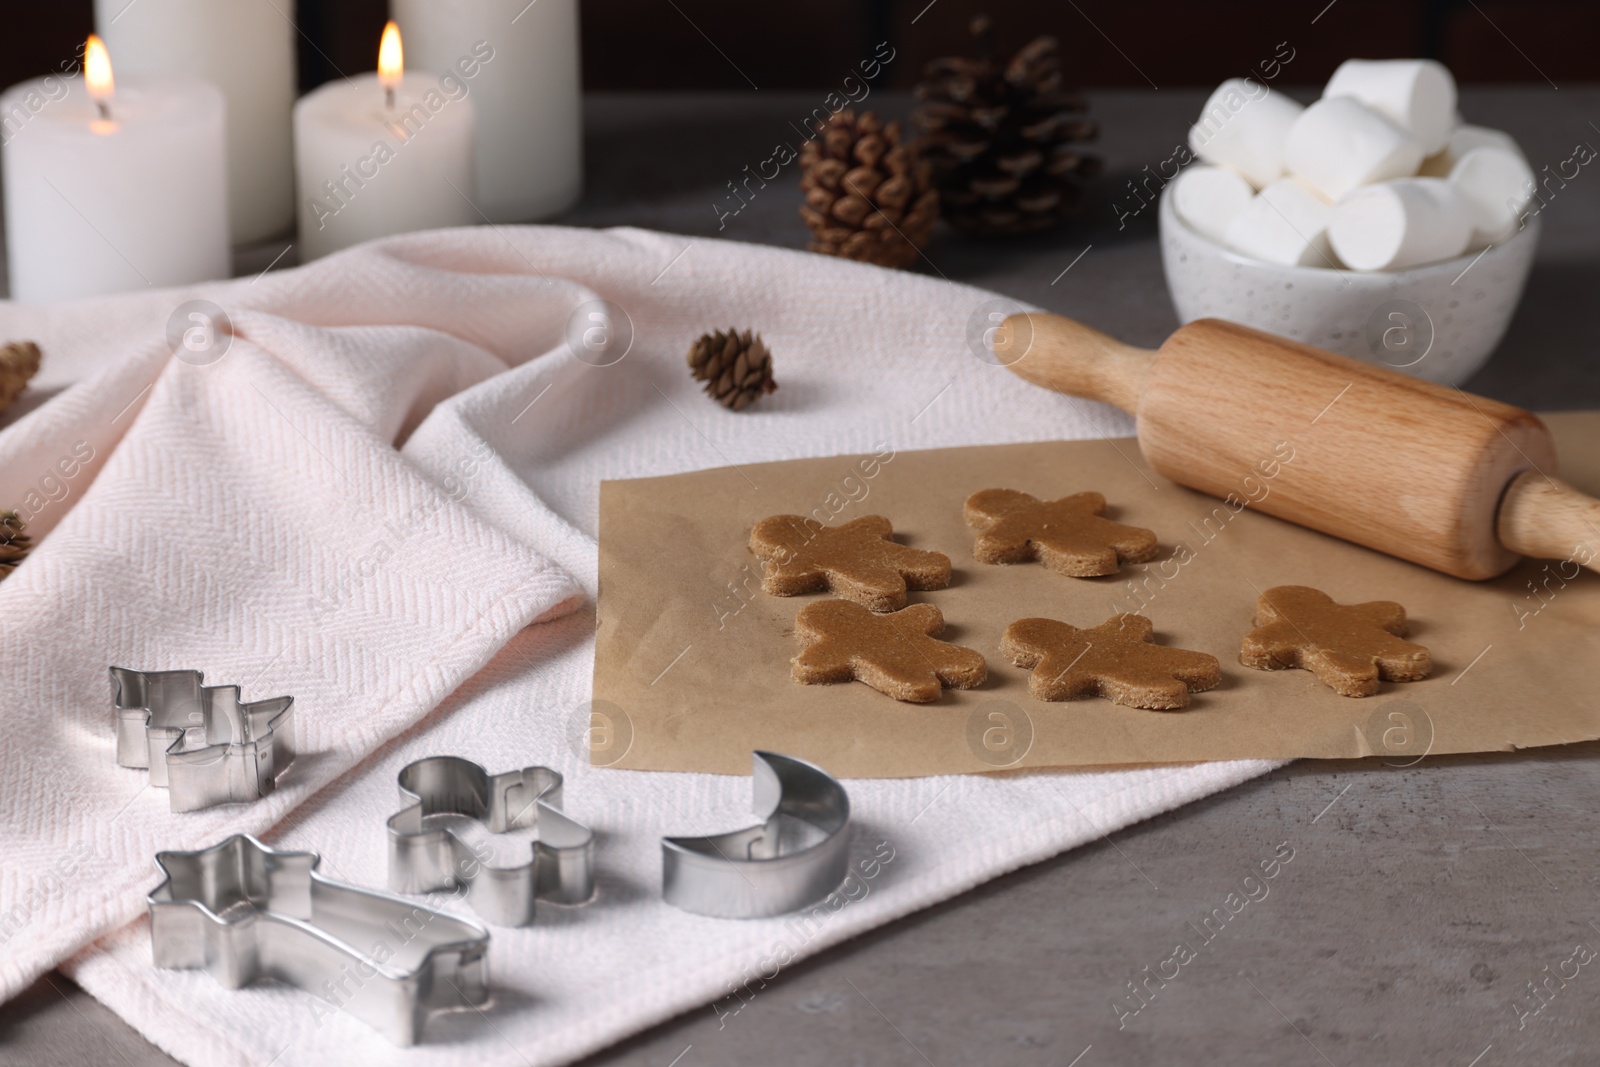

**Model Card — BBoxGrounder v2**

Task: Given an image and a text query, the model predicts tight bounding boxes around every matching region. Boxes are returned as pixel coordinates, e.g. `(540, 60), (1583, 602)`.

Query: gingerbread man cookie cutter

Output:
(111, 667), (294, 812)
(148, 834), (490, 1046)
(662, 751), (852, 919)
(386, 756), (595, 927)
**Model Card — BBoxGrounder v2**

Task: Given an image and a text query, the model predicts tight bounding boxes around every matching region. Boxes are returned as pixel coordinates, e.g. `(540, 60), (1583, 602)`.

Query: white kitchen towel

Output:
(0, 226), (1278, 1065)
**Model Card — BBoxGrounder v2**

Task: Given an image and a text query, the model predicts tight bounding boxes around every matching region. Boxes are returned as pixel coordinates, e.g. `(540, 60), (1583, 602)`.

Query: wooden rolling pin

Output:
(995, 313), (1600, 580)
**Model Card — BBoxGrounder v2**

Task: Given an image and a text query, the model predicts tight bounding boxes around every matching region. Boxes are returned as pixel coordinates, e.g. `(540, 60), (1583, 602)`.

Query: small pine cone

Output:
(913, 18), (1102, 237)
(687, 329), (777, 411)
(0, 341), (41, 415)
(0, 511), (31, 579)
(799, 109), (940, 270)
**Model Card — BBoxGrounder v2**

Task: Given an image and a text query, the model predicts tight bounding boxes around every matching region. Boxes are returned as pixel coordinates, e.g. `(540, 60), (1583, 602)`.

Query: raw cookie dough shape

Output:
(751, 514), (952, 612)
(1001, 614), (1222, 710)
(964, 489), (1159, 577)
(1241, 585), (1431, 697)
(793, 599), (987, 703)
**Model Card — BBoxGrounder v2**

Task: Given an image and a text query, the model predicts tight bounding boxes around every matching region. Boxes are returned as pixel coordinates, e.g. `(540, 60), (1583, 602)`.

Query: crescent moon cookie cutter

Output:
(387, 756), (596, 927)
(662, 751), (852, 919)
(148, 834), (490, 1046)
(111, 667), (294, 812)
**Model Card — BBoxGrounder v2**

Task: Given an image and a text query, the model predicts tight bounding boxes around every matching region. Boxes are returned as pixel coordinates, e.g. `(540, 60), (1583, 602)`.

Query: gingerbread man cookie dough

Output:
(965, 489), (1159, 577)
(1001, 614), (1221, 710)
(793, 600), (986, 703)
(751, 514), (951, 612)
(1241, 585), (1431, 697)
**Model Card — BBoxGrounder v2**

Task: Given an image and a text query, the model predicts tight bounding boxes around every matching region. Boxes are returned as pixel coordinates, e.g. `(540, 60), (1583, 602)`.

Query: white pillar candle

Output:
(1, 37), (229, 302)
(1170, 164), (1254, 245)
(1329, 177), (1472, 271)
(94, 0), (296, 245)
(1188, 78), (1302, 189)
(293, 23), (477, 261)
(1224, 177), (1334, 267)
(1323, 59), (1456, 156)
(393, 0), (582, 222)
(1285, 96), (1423, 201)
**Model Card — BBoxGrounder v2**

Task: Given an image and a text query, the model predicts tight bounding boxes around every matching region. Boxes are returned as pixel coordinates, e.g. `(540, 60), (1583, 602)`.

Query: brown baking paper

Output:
(593, 412), (1600, 777)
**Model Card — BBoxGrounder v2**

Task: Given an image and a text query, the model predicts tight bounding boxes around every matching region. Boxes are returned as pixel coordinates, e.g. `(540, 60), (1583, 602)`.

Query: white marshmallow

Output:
(1328, 177), (1472, 271)
(1285, 96), (1424, 200)
(1323, 58), (1457, 154)
(1188, 78), (1304, 188)
(1170, 164), (1256, 245)
(1223, 177), (1335, 267)
(1419, 124), (1525, 176)
(1450, 146), (1535, 245)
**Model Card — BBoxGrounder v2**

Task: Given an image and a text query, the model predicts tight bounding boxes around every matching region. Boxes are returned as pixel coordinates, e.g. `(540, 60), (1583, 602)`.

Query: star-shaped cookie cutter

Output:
(148, 834), (490, 1046)
(662, 751), (852, 919)
(387, 756), (596, 926)
(111, 667), (294, 812)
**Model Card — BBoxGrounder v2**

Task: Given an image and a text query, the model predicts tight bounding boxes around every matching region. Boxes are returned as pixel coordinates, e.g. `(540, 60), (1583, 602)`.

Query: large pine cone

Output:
(0, 512), (31, 579)
(913, 19), (1102, 236)
(687, 329), (777, 411)
(799, 110), (940, 270)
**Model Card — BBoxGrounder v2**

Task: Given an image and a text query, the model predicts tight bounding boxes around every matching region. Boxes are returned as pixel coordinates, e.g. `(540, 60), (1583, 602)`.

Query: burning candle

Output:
(292, 21), (477, 261)
(393, 0), (582, 222)
(0, 35), (230, 302)
(94, 0), (298, 246)
(85, 34), (114, 120)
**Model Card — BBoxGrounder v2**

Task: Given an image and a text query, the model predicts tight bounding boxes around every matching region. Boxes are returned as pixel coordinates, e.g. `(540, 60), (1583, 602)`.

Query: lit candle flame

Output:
(85, 34), (114, 120)
(378, 21), (403, 107)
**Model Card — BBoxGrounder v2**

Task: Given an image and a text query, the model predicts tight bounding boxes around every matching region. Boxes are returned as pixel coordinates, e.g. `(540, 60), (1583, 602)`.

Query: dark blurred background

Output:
(1, 0), (1596, 93)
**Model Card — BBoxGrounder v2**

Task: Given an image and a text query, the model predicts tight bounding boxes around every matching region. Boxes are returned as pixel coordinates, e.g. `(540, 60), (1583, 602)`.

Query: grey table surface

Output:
(5, 88), (1600, 1067)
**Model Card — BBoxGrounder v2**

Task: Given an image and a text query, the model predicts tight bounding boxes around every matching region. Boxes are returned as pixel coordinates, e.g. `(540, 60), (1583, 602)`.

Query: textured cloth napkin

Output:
(0, 226), (1276, 1066)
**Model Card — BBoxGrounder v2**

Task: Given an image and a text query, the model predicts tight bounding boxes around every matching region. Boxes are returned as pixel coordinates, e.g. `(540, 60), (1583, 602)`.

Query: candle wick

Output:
(385, 86), (395, 110)
(96, 99), (112, 122)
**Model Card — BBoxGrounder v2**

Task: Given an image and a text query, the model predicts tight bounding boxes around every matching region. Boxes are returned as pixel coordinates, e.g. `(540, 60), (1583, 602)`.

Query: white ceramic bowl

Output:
(1158, 183), (1540, 386)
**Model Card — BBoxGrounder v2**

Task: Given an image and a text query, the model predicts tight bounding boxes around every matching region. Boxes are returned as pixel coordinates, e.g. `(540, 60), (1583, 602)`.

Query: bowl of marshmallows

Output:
(1161, 59), (1538, 386)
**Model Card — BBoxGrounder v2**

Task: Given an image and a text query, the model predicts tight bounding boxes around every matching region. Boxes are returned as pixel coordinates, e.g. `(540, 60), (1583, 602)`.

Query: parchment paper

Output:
(594, 412), (1600, 776)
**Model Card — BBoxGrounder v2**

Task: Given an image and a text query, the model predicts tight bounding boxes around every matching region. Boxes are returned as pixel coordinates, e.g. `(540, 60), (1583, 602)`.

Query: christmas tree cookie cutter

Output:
(148, 834), (489, 1046)
(662, 751), (852, 919)
(111, 667), (294, 812)
(387, 756), (596, 926)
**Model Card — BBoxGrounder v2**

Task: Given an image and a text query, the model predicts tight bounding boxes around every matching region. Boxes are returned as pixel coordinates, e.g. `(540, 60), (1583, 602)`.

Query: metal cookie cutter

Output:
(387, 756), (595, 926)
(662, 751), (851, 919)
(112, 667), (294, 812)
(148, 834), (489, 1046)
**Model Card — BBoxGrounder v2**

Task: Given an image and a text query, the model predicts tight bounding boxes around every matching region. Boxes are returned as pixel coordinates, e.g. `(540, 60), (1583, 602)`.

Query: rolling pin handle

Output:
(1497, 472), (1600, 572)
(996, 312), (1154, 416)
